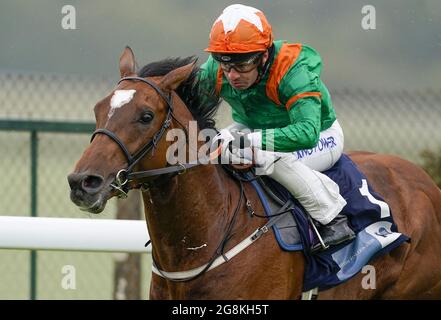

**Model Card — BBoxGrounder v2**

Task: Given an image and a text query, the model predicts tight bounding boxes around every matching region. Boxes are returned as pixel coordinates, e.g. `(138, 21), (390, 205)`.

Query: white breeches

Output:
(225, 120), (347, 225)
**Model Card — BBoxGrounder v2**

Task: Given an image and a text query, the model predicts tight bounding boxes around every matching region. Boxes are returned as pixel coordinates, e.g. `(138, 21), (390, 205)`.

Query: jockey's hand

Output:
(228, 131), (252, 153)
(227, 131), (255, 166)
(211, 129), (256, 166)
(212, 128), (234, 147)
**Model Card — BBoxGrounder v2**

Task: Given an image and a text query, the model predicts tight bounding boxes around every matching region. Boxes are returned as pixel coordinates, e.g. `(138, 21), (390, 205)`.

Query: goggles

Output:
(215, 53), (263, 73)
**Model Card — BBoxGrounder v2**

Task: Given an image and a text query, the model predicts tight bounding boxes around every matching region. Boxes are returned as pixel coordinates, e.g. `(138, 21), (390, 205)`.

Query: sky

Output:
(0, 0), (440, 90)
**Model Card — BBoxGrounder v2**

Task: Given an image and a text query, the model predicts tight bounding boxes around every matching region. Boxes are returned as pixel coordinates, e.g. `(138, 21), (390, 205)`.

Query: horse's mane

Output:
(138, 57), (221, 129)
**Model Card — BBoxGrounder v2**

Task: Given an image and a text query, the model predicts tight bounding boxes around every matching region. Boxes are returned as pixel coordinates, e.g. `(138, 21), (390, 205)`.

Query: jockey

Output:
(199, 4), (355, 249)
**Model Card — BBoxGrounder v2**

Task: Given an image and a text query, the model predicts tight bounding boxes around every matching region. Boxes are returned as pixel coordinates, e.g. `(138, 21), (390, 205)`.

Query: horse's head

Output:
(68, 46), (197, 213)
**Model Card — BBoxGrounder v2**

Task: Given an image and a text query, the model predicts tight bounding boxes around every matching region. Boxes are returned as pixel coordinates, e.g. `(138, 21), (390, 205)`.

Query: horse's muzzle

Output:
(68, 172), (107, 213)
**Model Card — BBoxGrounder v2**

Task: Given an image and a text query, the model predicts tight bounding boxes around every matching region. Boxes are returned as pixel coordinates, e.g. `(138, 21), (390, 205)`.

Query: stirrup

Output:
(308, 214), (356, 253)
(310, 233), (355, 253)
(306, 214), (329, 252)
(301, 287), (319, 300)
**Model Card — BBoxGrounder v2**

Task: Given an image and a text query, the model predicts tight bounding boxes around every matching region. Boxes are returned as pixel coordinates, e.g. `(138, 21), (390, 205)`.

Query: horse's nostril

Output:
(67, 173), (104, 194)
(68, 173), (83, 191)
(82, 175), (104, 193)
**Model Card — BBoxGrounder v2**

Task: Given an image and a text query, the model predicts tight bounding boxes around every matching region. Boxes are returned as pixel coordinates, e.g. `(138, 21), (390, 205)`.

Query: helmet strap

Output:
(254, 44), (275, 85)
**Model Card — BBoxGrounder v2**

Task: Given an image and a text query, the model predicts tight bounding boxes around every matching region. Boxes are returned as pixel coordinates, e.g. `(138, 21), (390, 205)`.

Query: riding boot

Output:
(311, 214), (356, 252)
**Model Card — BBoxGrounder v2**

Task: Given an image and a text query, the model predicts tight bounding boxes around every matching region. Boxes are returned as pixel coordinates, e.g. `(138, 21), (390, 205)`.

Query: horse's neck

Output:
(142, 164), (236, 269)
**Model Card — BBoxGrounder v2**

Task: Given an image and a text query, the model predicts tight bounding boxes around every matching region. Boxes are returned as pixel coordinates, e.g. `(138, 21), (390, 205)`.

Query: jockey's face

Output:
(222, 50), (269, 90)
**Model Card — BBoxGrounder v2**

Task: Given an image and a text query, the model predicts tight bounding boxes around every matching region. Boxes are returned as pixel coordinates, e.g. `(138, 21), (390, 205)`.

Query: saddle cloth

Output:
(247, 154), (410, 291)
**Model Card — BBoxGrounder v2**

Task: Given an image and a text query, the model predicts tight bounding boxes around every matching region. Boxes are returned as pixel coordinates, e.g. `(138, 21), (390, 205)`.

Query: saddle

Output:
(231, 154), (410, 292)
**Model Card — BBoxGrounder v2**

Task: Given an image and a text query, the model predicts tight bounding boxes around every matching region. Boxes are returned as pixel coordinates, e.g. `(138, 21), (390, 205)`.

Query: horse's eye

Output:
(139, 112), (154, 124)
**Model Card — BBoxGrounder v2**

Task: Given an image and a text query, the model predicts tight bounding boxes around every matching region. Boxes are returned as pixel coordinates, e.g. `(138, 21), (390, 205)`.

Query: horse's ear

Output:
(119, 46), (136, 77)
(159, 61), (196, 91)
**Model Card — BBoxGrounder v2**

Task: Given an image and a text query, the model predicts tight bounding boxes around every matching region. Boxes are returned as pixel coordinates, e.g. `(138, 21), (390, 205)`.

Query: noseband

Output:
(90, 76), (196, 197)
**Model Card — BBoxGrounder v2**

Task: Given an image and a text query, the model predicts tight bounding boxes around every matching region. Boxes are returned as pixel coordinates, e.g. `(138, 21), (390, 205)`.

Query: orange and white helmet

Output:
(205, 4), (273, 54)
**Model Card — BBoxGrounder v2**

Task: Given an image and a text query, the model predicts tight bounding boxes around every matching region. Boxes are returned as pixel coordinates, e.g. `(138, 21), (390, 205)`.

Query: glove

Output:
(212, 128), (261, 150)
(212, 129), (234, 149)
(228, 131), (251, 153)
(210, 129), (251, 164)
(227, 131), (254, 164)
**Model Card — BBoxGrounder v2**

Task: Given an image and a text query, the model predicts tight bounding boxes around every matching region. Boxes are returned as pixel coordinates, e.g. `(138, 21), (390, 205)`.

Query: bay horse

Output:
(68, 47), (441, 299)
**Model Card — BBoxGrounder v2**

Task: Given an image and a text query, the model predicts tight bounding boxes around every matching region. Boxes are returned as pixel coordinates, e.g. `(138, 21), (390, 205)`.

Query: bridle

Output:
(90, 76), (198, 198)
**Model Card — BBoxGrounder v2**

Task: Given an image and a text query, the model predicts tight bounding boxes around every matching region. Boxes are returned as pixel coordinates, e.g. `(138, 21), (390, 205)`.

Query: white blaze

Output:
(216, 4), (263, 33)
(108, 89), (136, 118)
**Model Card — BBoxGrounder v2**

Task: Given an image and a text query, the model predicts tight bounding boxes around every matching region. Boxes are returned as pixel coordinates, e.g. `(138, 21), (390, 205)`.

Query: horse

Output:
(68, 47), (441, 299)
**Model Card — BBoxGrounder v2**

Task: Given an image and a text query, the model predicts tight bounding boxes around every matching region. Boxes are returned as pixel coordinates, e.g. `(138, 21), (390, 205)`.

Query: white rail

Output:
(0, 216), (151, 253)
